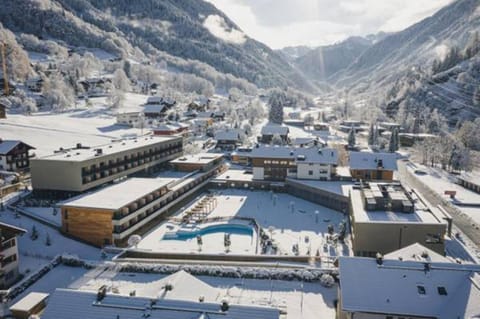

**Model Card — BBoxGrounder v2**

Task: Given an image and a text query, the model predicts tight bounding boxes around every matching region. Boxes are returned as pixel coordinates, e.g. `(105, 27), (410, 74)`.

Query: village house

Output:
(338, 120), (366, 133)
(0, 139), (35, 172)
(291, 137), (326, 148)
(78, 77), (110, 97)
(116, 111), (142, 127)
(25, 77), (44, 92)
(348, 181), (449, 257)
(250, 145), (338, 181)
(152, 122), (189, 136)
(337, 249), (480, 319)
(0, 222), (26, 289)
(214, 129), (242, 151)
(259, 124), (289, 144)
(187, 97), (210, 112)
(231, 147), (252, 165)
(349, 151), (398, 181)
(143, 96), (176, 119)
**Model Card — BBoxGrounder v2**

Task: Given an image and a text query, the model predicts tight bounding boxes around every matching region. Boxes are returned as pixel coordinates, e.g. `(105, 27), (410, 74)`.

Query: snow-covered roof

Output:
(9, 292), (49, 312)
(170, 153), (223, 166)
(0, 221), (27, 238)
(61, 178), (174, 210)
(0, 140), (34, 155)
(458, 171), (480, 186)
(146, 96), (164, 104)
(384, 243), (451, 263)
(41, 288), (280, 319)
(349, 151), (398, 170)
(292, 137), (326, 146)
(261, 124), (289, 136)
(338, 256), (480, 318)
(144, 104), (167, 114)
(215, 130), (241, 141)
(155, 270), (219, 302)
(36, 136), (179, 162)
(153, 124), (181, 132)
(250, 145), (338, 164)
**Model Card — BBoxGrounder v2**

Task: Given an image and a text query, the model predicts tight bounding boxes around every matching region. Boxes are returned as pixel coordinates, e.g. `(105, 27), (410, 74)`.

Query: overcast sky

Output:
(205, 0), (454, 49)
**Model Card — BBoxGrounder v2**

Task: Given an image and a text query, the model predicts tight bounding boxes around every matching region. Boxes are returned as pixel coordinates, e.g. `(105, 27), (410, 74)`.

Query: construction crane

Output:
(1, 42), (9, 96)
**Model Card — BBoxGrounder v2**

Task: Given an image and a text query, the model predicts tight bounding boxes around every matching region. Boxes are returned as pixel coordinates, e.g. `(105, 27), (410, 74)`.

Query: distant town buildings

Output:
(31, 136), (183, 194)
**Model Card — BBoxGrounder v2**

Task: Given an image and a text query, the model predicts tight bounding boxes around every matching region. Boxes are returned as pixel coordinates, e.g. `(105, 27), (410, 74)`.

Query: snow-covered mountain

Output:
(0, 0), (314, 91)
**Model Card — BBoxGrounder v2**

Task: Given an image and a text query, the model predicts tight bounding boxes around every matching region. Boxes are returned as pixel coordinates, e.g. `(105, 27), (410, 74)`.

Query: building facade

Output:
(0, 140), (35, 172)
(349, 182), (448, 256)
(251, 145), (338, 181)
(31, 136), (183, 193)
(0, 222), (26, 289)
(349, 151), (397, 181)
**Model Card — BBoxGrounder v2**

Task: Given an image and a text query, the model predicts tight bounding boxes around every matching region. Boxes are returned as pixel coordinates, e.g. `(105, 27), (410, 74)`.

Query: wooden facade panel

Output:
(62, 207), (113, 247)
(350, 169), (394, 181)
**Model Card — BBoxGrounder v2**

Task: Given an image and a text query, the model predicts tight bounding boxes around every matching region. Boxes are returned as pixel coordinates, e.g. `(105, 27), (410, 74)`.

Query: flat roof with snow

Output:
(35, 136), (180, 162)
(170, 153), (224, 165)
(41, 288), (280, 319)
(350, 183), (445, 224)
(9, 292), (49, 312)
(261, 124), (289, 135)
(61, 178), (174, 210)
(339, 257), (480, 319)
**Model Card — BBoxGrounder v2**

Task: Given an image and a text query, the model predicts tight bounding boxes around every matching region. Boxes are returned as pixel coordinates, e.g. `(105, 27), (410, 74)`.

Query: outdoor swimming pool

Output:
(162, 223), (254, 240)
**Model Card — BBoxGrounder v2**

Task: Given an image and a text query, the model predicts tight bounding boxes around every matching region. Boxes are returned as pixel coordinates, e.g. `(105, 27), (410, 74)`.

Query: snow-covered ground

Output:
(1, 95), (149, 157)
(138, 189), (350, 257)
(405, 162), (480, 225)
(1, 203), (101, 273)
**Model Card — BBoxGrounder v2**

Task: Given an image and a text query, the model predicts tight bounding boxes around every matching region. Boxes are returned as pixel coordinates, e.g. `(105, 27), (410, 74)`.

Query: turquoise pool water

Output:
(163, 223), (253, 240)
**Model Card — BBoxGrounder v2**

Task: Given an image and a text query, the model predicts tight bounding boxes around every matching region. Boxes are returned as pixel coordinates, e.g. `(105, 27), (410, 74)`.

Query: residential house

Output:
(259, 124), (289, 144)
(187, 97), (210, 112)
(250, 145), (338, 181)
(231, 147), (252, 165)
(79, 78), (110, 97)
(152, 123), (189, 136)
(215, 129), (242, 151)
(338, 120), (366, 133)
(337, 251), (480, 319)
(348, 181), (449, 256)
(116, 111), (142, 127)
(292, 137), (326, 148)
(25, 77), (44, 92)
(0, 222), (26, 289)
(349, 151), (398, 181)
(0, 139), (35, 172)
(143, 96), (176, 119)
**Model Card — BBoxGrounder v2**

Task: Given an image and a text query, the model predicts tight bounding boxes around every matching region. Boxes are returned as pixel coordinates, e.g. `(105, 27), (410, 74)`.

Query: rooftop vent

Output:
(97, 285), (107, 302)
(220, 298), (229, 312)
(297, 155), (306, 161)
(437, 286), (447, 296)
(417, 285), (426, 295)
(76, 143), (82, 149)
(376, 253), (383, 265)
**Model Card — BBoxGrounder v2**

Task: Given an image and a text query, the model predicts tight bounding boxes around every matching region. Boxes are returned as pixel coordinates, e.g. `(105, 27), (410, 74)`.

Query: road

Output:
(397, 161), (480, 253)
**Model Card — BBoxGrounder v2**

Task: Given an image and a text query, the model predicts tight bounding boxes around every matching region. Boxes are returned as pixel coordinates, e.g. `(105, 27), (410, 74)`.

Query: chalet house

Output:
(187, 97), (210, 112)
(337, 251), (480, 319)
(215, 129), (242, 151)
(79, 77), (110, 97)
(292, 137), (326, 148)
(231, 147), (252, 165)
(143, 96), (176, 119)
(250, 145), (338, 181)
(259, 124), (289, 144)
(338, 120), (366, 133)
(349, 151), (397, 181)
(0, 139), (35, 172)
(152, 123), (189, 136)
(0, 222), (26, 289)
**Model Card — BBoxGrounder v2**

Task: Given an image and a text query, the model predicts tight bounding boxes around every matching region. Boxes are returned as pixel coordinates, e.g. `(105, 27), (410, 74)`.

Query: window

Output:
(1, 254), (17, 267)
(417, 285), (426, 295)
(438, 286), (447, 295)
(64, 210), (68, 219)
(308, 170), (313, 176)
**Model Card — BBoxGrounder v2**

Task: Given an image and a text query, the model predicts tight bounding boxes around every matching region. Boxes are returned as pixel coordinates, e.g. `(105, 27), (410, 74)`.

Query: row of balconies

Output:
(81, 147), (182, 175)
(112, 169), (217, 234)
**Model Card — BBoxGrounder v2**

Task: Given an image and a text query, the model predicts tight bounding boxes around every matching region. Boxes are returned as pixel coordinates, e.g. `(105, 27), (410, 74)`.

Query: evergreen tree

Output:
(268, 90), (285, 124)
(45, 232), (51, 246)
(368, 123), (375, 146)
(347, 126), (356, 148)
(388, 129), (399, 153)
(30, 225), (38, 240)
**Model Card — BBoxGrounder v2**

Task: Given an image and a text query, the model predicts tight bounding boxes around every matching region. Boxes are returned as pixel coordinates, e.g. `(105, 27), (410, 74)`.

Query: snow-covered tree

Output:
(112, 69), (131, 91)
(268, 90), (285, 124)
(271, 134), (283, 146)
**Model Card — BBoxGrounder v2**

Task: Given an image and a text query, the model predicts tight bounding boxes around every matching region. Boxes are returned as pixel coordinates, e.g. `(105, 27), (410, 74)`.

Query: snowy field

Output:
(1, 95), (149, 157)
(405, 162), (480, 224)
(1, 195), (101, 273)
(138, 189), (350, 257)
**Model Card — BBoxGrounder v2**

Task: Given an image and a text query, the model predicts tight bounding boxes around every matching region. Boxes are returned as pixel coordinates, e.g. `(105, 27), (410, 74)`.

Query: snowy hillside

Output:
(0, 0), (314, 91)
